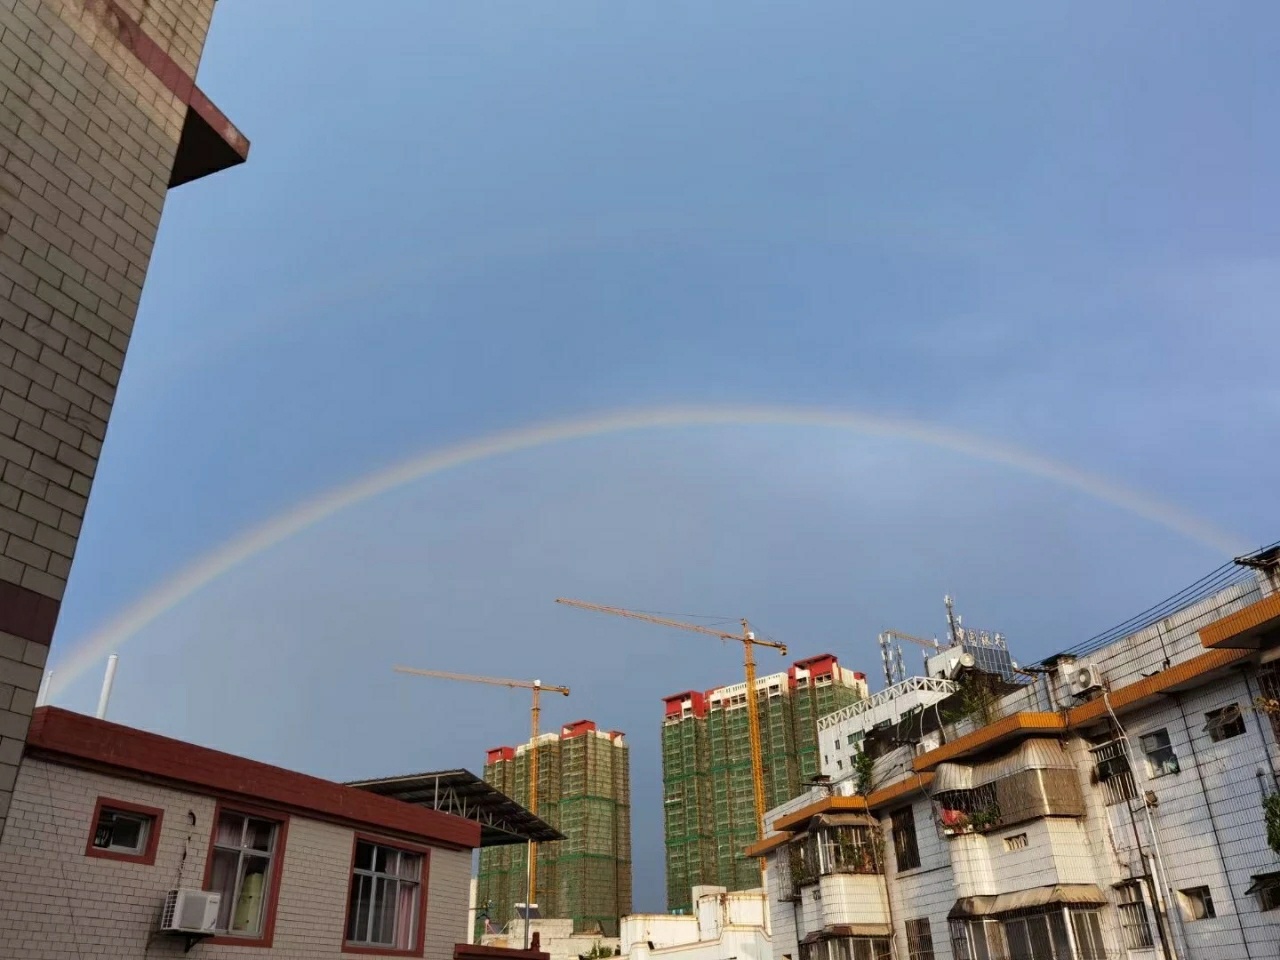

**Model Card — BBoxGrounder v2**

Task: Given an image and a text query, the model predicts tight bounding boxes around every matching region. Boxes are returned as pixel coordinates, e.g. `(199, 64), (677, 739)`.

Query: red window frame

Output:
(201, 800), (290, 949)
(341, 832), (432, 957)
(84, 796), (164, 865)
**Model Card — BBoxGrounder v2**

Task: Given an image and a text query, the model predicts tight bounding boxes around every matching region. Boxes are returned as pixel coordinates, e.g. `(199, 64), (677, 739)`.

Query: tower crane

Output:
(555, 598), (787, 874)
(393, 665), (569, 911)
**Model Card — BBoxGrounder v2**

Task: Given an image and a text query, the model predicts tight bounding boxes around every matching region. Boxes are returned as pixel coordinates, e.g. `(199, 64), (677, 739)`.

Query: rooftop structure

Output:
(0, 707), (483, 957)
(348, 769), (564, 847)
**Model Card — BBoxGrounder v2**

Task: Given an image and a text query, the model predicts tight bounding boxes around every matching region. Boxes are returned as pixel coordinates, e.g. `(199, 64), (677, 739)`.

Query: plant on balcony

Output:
(939, 807), (971, 836)
(854, 751), (875, 796)
(1264, 792), (1280, 856)
(968, 807), (1002, 832)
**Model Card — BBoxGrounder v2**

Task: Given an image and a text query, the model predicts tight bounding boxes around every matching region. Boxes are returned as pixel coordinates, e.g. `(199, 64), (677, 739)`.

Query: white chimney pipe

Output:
(96, 654), (118, 719)
(35, 670), (53, 708)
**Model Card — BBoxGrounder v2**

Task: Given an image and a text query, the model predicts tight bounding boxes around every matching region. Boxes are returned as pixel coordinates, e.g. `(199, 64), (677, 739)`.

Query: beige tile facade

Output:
(0, 0), (243, 838)
(0, 757), (473, 959)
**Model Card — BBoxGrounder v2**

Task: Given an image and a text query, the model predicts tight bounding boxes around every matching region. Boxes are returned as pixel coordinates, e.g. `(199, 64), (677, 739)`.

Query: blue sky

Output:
(47, 1), (1278, 912)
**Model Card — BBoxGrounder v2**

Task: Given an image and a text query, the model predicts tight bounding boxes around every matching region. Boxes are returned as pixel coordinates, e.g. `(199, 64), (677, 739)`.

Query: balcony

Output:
(772, 816), (882, 901)
(933, 739), (1085, 836)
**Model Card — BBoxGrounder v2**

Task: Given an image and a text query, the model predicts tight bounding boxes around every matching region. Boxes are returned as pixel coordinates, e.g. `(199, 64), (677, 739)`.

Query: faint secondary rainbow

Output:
(47, 404), (1244, 698)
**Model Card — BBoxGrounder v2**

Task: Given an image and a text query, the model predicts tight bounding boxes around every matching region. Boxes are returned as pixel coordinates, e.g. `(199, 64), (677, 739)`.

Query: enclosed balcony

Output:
(772, 815), (882, 901)
(933, 739), (1085, 836)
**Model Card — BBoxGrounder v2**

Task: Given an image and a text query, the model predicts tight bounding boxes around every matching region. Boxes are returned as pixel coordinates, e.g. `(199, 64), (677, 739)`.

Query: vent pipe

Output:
(96, 654), (118, 720)
(35, 670), (53, 708)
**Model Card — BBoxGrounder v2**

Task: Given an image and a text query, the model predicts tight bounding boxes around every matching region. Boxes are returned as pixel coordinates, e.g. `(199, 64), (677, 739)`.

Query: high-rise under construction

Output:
(478, 720), (631, 936)
(660, 654), (867, 912)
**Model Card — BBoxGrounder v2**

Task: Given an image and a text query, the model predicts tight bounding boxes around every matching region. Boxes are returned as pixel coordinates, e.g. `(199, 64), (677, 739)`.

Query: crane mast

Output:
(555, 598), (787, 877)
(393, 665), (569, 915)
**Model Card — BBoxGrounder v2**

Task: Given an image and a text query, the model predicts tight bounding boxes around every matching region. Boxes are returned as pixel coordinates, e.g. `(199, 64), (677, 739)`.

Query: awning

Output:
(800, 924), (892, 943)
(812, 812), (878, 829)
(1245, 872), (1280, 895)
(948, 884), (1108, 919)
(934, 739), (1074, 793)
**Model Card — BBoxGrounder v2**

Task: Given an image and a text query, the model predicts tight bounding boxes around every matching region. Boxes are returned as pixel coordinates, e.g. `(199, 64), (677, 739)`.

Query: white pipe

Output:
(35, 670), (53, 707)
(96, 654), (118, 719)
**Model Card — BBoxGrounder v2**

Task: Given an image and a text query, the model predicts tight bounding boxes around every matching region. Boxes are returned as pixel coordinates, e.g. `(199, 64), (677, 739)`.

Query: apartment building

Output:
(0, 0), (248, 838)
(0, 706), (497, 958)
(479, 720), (632, 936)
(662, 656), (868, 910)
(750, 545), (1280, 960)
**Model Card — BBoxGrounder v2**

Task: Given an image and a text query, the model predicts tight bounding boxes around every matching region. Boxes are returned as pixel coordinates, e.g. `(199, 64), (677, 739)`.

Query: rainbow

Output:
(46, 404), (1243, 698)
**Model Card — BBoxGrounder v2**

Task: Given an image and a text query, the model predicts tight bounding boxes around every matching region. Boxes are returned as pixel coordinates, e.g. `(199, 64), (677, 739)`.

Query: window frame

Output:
(84, 796), (164, 865)
(905, 917), (936, 960)
(201, 801), (289, 949)
(1139, 729), (1180, 778)
(1116, 881), (1154, 949)
(891, 806), (921, 873)
(1204, 704), (1246, 743)
(1179, 886), (1217, 921)
(342, 833), (432, 958)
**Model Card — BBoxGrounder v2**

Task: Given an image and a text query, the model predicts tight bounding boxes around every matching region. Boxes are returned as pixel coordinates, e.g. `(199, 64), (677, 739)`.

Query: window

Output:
(1259, 664), (1280, 742)
(905, 918), (936, 960)
(835, 738), (842, 749)
(1003, 833), (1028, 851)
(1090, 740), (1137, 805)
(999, 908), (1104, 960)
(1117, 882), (1154, 948)
(206, 809), (283, 941)
(949, 919), (1003, 960)
(1140, 729), (1180, 777)
(1068, 910), (1106, 960)
(1205, 704), (1245, 742)
(891, 806), (921, 872)
(345, 837), (426, 953)
(799, 936), (891, 960)
(1246, 872), (1280, 912)
(1180, 886), (1216, 920)
(836, 759), (844, 770)
(84, 798), (162, 865)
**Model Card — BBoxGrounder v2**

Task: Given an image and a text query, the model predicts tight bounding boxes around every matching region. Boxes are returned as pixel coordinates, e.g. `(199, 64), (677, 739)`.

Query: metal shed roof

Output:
(346, 769), (564, 847)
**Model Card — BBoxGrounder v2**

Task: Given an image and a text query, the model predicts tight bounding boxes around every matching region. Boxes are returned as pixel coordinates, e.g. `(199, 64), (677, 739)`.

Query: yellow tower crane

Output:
(392, 665), (569, 915)
(554, 598), (787, 875)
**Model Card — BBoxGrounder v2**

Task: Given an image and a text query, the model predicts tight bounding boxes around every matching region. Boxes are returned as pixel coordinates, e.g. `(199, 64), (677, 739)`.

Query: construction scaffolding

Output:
(660, 655), (867, 912)
(477, 722), (631, 937)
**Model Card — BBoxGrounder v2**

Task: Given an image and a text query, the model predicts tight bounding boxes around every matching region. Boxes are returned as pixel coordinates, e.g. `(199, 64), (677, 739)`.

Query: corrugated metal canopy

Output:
(948, 884), (1107, 918)
(812, 812), (878, 829)
(800, 924), (891, 943)
(934, 738), (1074, 793)
(347, 769), (563, 846)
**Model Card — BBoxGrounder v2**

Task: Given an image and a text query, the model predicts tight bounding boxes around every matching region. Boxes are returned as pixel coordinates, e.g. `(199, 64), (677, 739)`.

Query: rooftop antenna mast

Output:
(944, 595), (961, 648)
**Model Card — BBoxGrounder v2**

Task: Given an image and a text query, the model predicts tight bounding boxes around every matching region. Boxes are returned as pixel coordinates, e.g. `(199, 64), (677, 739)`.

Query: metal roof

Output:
(346, 769), (564, 847)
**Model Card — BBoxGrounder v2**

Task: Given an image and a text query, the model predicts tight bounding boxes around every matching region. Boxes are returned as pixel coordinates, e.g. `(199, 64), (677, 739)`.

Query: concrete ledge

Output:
(1199, 593), (1280, 650)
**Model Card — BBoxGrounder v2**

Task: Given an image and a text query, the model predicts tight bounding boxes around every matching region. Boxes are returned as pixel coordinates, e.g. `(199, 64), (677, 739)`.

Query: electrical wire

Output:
(1029, 545), (1275, 668)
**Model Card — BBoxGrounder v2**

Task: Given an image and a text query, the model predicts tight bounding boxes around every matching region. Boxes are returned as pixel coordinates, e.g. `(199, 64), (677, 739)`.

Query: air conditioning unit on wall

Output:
(1062, 663), (1104, 698)
(159, 889), (220, 934)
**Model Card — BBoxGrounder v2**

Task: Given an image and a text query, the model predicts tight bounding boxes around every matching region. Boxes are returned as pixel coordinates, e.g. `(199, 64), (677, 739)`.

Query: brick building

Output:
(0, 706), (485, 958)
(0, 0), (249, 836)
(751, 546), (1280, 960)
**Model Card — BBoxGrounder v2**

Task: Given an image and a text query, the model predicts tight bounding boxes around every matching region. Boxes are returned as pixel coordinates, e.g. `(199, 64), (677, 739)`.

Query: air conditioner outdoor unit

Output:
(1064, 663), (1104, 697)
(917, 731), (943, 755)
(159, 889), (220, 934)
